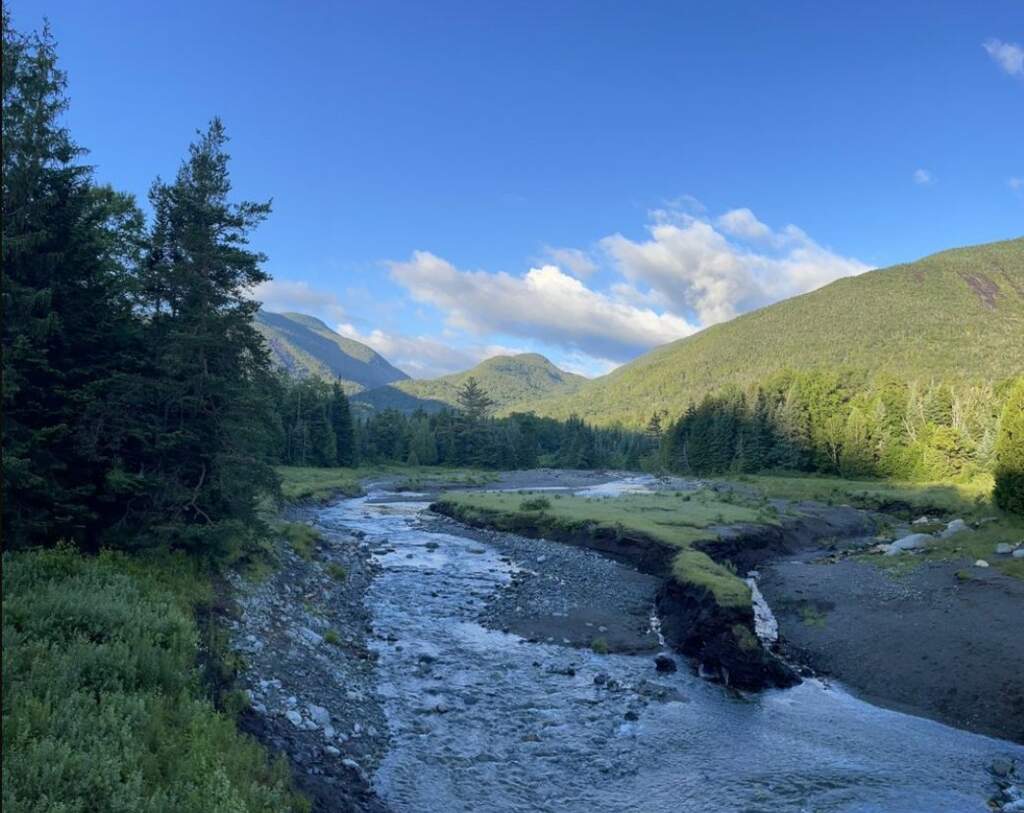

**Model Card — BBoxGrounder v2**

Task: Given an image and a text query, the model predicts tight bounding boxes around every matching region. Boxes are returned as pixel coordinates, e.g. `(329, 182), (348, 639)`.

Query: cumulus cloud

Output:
(913, 168), (936, 186)
(336, 323), (525, 379)
(1009, 177), (1024, 192)
(252, 279), (346, 321)
(984, 38), (1024, 77)
(541, 246), (598, 278)
(387, 252), (695, 362)
(716, 208), (773, 242)
(599, 210), (870, 327)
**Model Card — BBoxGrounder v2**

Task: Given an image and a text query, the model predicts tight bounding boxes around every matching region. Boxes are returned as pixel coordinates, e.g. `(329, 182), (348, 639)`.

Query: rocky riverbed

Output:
(227, 471), (1024, 812)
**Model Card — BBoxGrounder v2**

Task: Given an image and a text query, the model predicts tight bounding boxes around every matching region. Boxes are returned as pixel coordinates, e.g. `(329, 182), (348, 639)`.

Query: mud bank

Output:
(430, 492), (880, 692)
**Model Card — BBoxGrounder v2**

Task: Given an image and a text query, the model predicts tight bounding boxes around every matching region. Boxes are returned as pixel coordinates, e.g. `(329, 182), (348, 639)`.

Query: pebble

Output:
(975, 559), (990, 568)
(325, 745), (341, 757)
(285, 710), (303, 727)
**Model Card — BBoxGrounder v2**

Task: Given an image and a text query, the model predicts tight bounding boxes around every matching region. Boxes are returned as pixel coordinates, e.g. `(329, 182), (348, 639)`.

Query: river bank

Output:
(226, 468), (1024, 810)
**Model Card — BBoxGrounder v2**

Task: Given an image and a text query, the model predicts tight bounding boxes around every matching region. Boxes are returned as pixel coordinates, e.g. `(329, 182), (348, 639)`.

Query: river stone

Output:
(939, 519), (969, 539)
(996, 543), (1014, 555)
(991, 757), (1014, 777)
(883, 533), (933, 555)
(308, 704), (331, 727)
(324, 745), (341, 757)
(975, 559), (990, 568)
(285, 710), (302, 727)
(1014, 548), (1024, 559)
(654, 654), (678, 673)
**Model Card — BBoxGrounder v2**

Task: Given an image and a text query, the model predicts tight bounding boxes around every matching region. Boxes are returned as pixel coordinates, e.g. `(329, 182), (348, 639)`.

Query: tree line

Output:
(659, 369), (1024, 513)
(269, 375), (657, 471)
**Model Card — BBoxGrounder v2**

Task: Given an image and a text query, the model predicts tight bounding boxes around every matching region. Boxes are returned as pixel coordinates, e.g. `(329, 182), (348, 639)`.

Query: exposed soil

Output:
(760, 549), (1024, 743)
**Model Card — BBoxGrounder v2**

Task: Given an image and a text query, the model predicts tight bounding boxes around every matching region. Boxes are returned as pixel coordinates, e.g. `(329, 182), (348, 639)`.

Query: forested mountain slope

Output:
(256, 311), (408, 392)
(532, 238), (1024, 426)
(354, 353), (587, 414)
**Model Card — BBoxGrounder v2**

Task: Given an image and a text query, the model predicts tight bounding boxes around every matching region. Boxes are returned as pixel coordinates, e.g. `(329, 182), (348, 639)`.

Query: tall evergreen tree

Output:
(132, 119), (278, 551)
(2, 14), (144, 546)
(993, 378), (1024, 515)
(329, 381), (356, 466)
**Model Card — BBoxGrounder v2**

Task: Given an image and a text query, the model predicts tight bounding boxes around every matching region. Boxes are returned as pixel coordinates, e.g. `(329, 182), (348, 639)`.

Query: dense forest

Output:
(659, 369), (1024, 507)
(270, 374), (656, 471)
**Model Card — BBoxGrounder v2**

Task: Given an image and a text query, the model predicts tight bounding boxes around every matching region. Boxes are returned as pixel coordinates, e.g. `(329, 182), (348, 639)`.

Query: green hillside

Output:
(256, 311), (408, 392)
(531, 238), (1024, 426)
(354, 353), (587, 414)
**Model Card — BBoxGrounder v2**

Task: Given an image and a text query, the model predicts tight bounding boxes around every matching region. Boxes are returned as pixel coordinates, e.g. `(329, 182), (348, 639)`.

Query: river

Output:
(315, 481), (1022, 813)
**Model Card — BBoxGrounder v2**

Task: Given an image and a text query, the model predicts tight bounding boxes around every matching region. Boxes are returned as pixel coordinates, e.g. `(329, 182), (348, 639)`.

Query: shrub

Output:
(520, 496), (552, 512)
(324, 629), (341, 646)
(591, 637), (609, 654)
(2, 546), (306, 812)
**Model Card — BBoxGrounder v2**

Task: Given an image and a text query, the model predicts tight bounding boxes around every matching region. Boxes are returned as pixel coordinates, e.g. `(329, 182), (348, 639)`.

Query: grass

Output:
(800, 605), (829, 627)
(2, 546), (306, 813)
(590, 637), (609, 654)
(915, 522), (1024, 581)
(326, 562), (348, 581)
(731, 472), (995, 517)
(438, 489), (768, 608)
(323, 629), (342, 646)
(276, 464), (497, 503)
(279, 521), (321, 560)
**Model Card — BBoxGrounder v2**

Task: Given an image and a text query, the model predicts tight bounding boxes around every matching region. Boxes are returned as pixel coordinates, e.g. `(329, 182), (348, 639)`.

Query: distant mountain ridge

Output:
(353, 353), (587, 415)
(527, 237), (1024, 426)
(255, 311), (408, 392)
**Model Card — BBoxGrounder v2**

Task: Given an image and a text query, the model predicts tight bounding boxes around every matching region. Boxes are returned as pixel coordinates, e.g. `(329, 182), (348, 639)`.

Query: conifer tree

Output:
(994, 378), (1024, 515)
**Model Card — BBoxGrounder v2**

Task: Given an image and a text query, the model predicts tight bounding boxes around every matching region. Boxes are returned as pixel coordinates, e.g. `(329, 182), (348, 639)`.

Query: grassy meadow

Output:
(435, 489), (775, 608)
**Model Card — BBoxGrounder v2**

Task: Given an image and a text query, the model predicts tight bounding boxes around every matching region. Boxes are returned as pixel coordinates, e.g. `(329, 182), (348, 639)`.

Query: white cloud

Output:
(716, 208), (773, 242)
(336, 323), (525, 379)
(1009, 177), (1024, 191)
(388, 252), (695, 363)
(983, 38), (1024, 77)
(541, 246), (598, 278)
(913, 168), (936, 186)
(252, 279), (346, 320)
(600, 210), (870, 327)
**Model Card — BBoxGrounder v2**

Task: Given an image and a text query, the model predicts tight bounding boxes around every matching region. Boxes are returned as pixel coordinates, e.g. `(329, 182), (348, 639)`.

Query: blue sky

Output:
(13, 1), (1023, 377)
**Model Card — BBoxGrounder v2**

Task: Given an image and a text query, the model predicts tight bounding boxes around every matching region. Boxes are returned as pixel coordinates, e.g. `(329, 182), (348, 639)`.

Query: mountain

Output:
(354, 353), (587, 414)
(530, 237), (1024, 426)
(255, 311), (408, 392)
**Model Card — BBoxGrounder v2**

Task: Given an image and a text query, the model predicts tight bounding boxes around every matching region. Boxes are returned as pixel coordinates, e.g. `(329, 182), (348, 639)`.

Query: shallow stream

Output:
(317, 483), (1022, 813)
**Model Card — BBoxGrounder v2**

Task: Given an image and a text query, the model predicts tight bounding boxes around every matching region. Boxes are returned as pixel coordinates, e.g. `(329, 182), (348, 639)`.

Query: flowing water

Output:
(318, 486), (1022, 813)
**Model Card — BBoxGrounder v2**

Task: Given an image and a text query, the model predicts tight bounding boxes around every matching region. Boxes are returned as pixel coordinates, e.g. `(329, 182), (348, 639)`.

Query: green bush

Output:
(591, 637), (609, 654)
(2, 547), (306, 813)
(519, 496), (552, 512)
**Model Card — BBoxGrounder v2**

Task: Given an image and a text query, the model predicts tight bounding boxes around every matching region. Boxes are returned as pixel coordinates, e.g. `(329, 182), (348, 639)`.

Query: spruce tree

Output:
(2, 14), (144, 546)
(134, 119), (278, 551)
(330, 381), (357, 466)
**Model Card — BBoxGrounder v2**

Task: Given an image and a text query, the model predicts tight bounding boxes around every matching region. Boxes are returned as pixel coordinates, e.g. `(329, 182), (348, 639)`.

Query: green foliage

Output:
(279, 522), (320, 560)
(590, 637), (610, 654)
(531, 238), (1024, 427)
(2, 547), (305, 812)
(326, 562), (348, 582)
(994, 378), (1024, 515)
(2, 14), (282, 554)
(439, 490), (764, 608)
(323, 629), (341, 646)
(520, 496), (552, 511)
(660, 370), (1014, 484)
